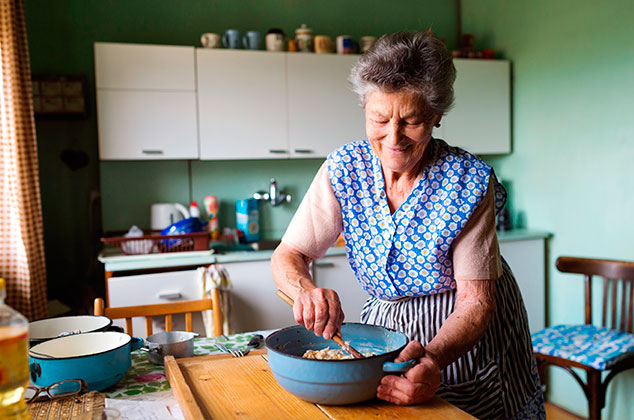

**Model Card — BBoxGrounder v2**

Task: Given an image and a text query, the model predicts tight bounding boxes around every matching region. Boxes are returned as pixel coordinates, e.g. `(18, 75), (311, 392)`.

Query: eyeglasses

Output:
(24, 379), (88, 403)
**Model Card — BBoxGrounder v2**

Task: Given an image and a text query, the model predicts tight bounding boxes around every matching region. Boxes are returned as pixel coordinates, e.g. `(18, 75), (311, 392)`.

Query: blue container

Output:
(29, 332), (143, 391)
(265, 323), (414, 405)
(236, 198), (260, 243)
(160, 217), (206, 250)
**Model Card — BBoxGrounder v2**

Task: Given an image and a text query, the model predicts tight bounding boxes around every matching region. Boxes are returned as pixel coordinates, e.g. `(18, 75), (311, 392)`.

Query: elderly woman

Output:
(271, 31), (545, 419)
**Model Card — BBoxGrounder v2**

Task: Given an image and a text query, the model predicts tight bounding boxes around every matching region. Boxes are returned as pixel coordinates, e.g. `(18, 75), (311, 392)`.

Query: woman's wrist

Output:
(422, 347), (443, 372)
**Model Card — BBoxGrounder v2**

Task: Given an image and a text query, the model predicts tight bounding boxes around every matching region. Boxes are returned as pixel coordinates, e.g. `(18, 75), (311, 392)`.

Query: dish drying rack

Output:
(100, 230), (210, 255)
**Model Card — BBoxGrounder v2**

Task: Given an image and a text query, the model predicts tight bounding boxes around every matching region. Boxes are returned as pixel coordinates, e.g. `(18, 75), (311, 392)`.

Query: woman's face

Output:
(365, 90), (441, 176)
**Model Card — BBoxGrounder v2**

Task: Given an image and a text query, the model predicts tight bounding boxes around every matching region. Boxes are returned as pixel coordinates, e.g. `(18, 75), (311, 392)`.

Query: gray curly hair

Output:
(349, 31), (456, 116)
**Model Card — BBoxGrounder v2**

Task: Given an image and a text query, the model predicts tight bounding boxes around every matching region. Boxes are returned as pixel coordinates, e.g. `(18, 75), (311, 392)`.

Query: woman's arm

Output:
(271, 243), (344, 340)
(425, 278), (496, 369)
(377, 279), (496, 405)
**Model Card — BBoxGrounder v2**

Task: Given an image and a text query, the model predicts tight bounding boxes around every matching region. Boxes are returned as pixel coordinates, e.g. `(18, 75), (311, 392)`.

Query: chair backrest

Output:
(556, 256), (634, 333)
(94, 289), (223, 336)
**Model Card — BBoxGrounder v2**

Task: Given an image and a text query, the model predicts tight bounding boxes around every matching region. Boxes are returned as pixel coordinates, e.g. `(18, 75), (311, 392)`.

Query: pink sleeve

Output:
(451, 176), (502, 281)
(281, 163), (343, 259)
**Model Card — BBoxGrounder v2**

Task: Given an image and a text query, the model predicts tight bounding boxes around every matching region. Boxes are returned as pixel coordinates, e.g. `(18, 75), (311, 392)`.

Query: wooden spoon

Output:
(276, 289), (364, 359)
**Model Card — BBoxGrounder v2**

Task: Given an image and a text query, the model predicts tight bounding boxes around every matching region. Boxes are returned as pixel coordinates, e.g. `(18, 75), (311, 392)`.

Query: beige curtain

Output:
(0, 0), (48, 320)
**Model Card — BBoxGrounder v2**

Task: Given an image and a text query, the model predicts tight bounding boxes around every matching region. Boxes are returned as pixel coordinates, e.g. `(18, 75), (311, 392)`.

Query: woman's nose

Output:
(385, 121), (403, 144)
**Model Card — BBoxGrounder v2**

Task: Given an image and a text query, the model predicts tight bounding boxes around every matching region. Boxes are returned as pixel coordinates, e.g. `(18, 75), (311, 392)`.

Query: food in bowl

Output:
(302, 346), (374, 360)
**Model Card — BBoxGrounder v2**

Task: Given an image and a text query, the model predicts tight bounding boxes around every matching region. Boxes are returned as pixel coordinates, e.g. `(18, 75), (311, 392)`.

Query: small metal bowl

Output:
(142, 331), (198, 365)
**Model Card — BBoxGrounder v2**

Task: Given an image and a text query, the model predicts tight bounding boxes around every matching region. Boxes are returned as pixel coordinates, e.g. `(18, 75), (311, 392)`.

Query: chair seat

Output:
(532, 324), (634, 370)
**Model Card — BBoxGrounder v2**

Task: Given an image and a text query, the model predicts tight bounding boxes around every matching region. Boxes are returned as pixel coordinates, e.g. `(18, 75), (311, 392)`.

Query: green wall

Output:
(24, 0), (458, 305)
(463, 1), (634, 418)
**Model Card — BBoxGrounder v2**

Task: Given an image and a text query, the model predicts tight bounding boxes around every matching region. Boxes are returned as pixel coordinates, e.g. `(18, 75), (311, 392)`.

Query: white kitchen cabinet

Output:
(499, 237), (546, 333)
(224, 260), (296, 333)
(94, 42), (198, 160)
(286, 54), (366, 158)
(107, 269), (206, 338)
(312, 254), (367, 323)
(436, 59), (511, 154)
(197, 50), (289, 159)
(196, 50), (365, 160)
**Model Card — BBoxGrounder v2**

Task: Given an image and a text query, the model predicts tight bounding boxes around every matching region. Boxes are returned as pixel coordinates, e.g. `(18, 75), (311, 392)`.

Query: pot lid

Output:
(295, 24), (312, 35)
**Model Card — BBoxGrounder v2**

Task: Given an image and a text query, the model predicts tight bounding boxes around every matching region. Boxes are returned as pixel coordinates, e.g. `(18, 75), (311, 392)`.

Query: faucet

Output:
(253, 178), (292, 207)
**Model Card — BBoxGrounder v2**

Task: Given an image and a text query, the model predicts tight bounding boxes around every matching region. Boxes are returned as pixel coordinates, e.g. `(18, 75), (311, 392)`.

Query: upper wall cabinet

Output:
(286, 54), (365, 158)
(95, 43), (511, 160)
(197, 50), (289, 160)
(436, 59), (511, 154)
(95, 43), (199, 160)
(196, 50), (365, 160)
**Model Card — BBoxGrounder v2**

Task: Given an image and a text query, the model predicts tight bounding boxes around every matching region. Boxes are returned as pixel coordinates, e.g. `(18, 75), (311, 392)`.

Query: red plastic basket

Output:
(100, 230), (210, 255)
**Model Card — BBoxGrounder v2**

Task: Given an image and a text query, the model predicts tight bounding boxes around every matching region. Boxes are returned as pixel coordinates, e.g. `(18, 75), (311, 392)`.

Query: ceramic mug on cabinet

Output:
(266, 28), (285, 51)
(200, 33), (221, 48)
(314, 35), (333, 53)
(360, 36), (377, 53)
(243, 31), (262, 50)
(336, 35), (355, 54)
(222, 29), (242, 49)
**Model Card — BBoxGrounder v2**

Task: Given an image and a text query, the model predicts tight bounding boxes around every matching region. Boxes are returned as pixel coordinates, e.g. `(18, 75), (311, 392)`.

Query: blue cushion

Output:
(532, 324), (634, 370)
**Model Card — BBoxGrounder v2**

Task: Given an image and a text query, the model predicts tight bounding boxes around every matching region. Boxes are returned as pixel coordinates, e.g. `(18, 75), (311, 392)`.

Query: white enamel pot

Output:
(28, 315), (121, 346)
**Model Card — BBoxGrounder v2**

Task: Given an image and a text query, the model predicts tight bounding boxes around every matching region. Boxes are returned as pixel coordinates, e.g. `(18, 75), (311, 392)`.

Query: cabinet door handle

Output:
(142, 149), (164, 155)
(294, 149), (314, 154)
(158, 292), (182, 300)
(268, 149), (289, 154)
(314, 262), (335, 268)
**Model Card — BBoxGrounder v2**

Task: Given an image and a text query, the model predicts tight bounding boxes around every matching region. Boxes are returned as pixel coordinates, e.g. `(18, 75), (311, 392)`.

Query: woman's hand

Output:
(294, 288), (344, 340)
(377, 341), (440, 405)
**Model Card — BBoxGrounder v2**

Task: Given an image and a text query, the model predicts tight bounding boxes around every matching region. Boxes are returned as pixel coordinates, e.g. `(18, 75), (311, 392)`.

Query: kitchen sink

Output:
(211, 239), (281, 253)
(255, 239), (281, 251)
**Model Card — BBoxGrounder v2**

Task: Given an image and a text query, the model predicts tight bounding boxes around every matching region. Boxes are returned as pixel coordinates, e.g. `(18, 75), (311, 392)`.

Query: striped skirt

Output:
(360, 258), (546, 420)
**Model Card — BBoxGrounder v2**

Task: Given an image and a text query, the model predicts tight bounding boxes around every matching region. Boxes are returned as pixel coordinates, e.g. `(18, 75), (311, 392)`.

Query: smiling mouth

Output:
(387, 145), (410, 153)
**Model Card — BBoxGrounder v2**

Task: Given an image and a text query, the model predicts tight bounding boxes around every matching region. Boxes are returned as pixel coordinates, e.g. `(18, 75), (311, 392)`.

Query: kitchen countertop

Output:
(98, 229), (551, 273)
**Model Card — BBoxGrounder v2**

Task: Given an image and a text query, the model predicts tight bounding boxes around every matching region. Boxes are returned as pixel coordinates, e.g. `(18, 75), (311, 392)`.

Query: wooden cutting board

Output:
(165, 351), (476, 420)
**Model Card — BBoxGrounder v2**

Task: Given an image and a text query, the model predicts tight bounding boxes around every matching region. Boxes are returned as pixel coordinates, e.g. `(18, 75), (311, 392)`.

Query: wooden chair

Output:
(532, 256), (634, 420)
(94, 289), (224, 337)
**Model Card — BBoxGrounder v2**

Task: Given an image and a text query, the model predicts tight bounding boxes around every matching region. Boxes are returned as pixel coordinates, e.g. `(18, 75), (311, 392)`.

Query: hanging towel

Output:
(197, 264), (232, 336)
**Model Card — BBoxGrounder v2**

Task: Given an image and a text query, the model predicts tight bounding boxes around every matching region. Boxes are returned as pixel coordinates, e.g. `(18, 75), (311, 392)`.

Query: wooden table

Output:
(165, 350), (476, 420)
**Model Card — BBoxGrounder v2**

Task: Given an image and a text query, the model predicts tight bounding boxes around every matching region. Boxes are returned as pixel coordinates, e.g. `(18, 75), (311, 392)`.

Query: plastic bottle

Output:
(204, 195), (220, 240)
(0, 278), (29, 420)
(189, 201), (201, 219)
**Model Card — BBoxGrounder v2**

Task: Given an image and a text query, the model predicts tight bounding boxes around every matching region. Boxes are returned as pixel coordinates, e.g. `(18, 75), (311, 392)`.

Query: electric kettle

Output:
(150, 203), (189, 230)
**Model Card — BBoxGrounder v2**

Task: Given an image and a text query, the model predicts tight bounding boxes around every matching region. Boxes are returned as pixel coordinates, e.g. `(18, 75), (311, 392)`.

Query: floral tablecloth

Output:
(104, 331), (271, 399)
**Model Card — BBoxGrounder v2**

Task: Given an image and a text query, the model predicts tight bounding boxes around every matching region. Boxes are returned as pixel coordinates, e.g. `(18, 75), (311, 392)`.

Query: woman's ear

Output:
(434, 114), (442, 128)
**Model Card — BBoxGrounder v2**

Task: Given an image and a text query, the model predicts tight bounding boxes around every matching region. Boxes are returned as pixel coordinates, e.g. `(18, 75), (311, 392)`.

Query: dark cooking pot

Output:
(29, 331), (143, 391)
(28, 315), (122, 346)
(266, 323), (414, 405)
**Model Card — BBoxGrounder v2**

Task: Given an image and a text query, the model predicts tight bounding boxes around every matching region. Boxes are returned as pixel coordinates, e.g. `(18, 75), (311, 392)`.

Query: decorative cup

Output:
(266, 32), (285, 51)
(243, 31), (262, 50)
(200, 33), (221, 48)
(288, 39), (299, 52)
(222, 29), (242, 49)
(360, 36), (377, 53)
(314, 35), (333, 53)
(336, 35), (354, 54)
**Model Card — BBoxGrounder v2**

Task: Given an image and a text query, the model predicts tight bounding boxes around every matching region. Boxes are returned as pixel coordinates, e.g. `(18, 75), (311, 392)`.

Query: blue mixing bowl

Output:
(266, 323), (415, 405)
